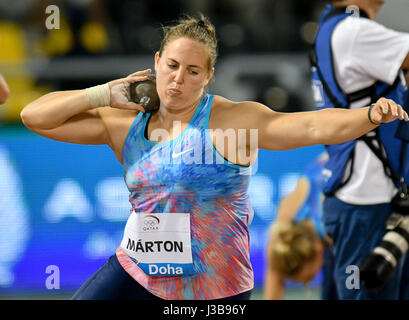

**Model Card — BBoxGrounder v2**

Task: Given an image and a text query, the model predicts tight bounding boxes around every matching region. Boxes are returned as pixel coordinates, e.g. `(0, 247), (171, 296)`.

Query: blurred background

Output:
(0, 0), (407, 300)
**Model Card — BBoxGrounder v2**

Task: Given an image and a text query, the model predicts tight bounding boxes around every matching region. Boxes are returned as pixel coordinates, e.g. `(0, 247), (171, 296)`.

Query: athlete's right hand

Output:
(108, 69), (152, 112)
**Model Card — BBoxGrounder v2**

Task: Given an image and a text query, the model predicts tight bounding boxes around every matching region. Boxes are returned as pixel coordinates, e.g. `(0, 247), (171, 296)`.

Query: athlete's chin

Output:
(162, 95), (188, 109)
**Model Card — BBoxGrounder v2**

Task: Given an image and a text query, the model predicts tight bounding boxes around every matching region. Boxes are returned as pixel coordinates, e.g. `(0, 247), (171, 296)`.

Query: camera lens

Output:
(360, 251), (395, 292)
(359, 214), (409, 292)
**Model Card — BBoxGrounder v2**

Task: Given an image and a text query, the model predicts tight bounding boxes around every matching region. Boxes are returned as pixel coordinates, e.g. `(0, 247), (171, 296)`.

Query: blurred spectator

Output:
(25, 0), (111, 57)
(0, 0), (331, 122)
(0, 73), (10, 104)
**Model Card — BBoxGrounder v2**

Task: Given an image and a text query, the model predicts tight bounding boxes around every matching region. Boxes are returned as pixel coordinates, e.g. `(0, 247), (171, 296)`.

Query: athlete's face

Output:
(154, 37), (214, 111)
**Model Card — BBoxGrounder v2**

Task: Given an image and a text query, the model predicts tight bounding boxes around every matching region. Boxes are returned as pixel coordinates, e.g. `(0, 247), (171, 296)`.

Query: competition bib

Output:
(120, 212), (195, 276)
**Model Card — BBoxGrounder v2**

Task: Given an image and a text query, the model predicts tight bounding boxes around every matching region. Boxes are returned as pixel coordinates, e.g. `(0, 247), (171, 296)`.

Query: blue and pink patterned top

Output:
(116, 94), (255, 299)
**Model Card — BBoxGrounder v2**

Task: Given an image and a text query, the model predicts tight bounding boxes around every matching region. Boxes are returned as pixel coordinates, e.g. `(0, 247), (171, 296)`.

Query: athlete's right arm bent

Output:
(20, 70), (151, 147)
(20, 90), (109, 145)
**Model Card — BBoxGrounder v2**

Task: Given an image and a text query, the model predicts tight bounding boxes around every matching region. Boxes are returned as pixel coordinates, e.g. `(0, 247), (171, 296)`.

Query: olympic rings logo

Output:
(143, 215), (160, 229)
(144, 220), (158, 227)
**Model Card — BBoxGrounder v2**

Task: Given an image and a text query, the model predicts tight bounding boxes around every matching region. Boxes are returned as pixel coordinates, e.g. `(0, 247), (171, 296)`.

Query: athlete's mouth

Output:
(168, 88), (182, 95)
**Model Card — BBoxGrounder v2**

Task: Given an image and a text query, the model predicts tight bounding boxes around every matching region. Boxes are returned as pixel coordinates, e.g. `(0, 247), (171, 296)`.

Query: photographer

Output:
(311, 0), (409, 299)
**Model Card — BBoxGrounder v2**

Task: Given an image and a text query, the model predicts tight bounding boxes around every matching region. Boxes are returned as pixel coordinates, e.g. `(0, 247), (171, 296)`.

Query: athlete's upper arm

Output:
(97, 107), (140, 162)
(24, 108), (110, 146)
(238, 101), (317, 151)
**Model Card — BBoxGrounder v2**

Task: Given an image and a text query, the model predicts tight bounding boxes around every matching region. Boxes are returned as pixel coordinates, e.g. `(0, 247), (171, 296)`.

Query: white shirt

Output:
(331, 16), (409, 205)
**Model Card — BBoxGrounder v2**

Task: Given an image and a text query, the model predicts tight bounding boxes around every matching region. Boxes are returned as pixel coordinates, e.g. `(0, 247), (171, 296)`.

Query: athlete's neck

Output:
(155, 95), (203, 128)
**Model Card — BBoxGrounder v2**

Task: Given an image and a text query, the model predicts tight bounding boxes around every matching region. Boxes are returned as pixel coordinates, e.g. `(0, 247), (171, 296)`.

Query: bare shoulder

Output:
(211, 95), (265, 113)
(209, 96), (274, 129)
(97, 107), (140, 162)
(210, 95), (274, 129)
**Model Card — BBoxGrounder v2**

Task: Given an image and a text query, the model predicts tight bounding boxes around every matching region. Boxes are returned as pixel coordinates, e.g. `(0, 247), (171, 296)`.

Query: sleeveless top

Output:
(116, 94), (254, 299)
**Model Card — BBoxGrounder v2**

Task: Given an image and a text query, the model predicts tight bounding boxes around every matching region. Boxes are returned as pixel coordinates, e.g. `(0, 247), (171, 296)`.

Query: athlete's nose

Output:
(174, 68), (184, 84)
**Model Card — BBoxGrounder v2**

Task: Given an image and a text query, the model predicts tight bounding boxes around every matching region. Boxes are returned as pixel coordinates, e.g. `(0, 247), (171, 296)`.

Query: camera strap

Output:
(358, 131), (408, 197)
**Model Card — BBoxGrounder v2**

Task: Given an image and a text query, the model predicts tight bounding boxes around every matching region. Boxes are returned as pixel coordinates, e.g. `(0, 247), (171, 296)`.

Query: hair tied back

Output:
(197, 20), (206, 28)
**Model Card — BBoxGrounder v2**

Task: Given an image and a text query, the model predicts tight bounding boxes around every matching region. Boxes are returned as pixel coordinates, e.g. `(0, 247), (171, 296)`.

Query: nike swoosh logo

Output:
(172, 148), (194, 158)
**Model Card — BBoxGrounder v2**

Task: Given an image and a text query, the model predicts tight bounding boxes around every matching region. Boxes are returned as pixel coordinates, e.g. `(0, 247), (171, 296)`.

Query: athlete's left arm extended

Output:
(242, 97), (408, 151)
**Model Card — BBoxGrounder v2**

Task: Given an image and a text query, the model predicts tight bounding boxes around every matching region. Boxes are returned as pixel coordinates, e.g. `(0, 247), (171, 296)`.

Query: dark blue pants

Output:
(71, 254), (252, 300)
(323, 196), (405, 299)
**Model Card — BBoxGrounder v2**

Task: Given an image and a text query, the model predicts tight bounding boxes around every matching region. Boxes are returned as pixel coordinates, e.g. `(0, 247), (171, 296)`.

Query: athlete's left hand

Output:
(369, 98), (409, 125)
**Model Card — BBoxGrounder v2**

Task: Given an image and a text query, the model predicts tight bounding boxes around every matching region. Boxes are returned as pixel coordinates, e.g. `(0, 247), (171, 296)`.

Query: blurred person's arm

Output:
(264, 227), (286, 300)
(264, 250), (286, 300)
(0, 73), (10, 104)
(276, 178), (310, 222)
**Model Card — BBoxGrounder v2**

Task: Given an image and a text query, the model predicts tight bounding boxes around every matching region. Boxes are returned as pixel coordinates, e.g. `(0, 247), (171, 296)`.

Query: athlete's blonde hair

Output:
(159, 13), (218, 72)
(270, 220), (317, 276)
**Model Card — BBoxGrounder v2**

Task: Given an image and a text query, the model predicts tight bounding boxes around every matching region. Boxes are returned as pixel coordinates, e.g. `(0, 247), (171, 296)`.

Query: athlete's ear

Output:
(204, 67), (214, 87)
(154, 52), (160, 73)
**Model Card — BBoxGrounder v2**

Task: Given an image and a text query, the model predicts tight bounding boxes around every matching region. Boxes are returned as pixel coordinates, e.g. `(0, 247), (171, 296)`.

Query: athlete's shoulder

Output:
(211, 95), (264, 114)
(209, 95), (261, 126)
(211, 95), (234, 108)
